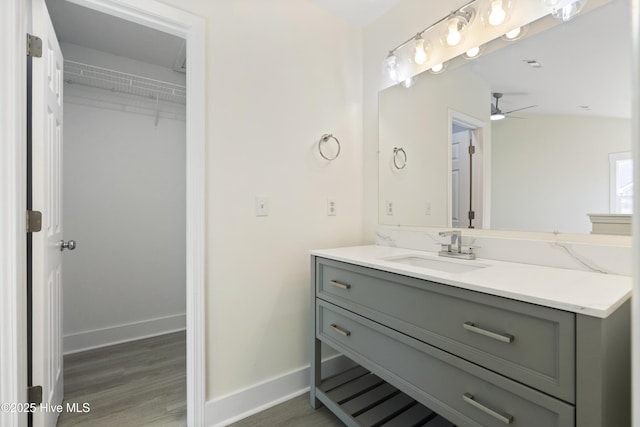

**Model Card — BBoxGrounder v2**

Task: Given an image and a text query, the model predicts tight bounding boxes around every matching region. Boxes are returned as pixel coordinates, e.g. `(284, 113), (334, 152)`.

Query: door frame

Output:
(448, 110), (489, 229)
(0, 1), (29, 426)
(0, 1), (206, 426)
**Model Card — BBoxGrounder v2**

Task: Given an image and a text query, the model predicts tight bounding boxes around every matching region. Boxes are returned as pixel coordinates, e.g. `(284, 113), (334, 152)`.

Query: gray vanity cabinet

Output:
(310, 256), (630, 427)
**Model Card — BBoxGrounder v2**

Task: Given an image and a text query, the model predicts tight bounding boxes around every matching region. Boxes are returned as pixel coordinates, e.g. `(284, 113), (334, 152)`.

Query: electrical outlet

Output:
(255, 196), (269, 216)
(386, 201), (394, 216)
(425, 201), (431, 216)
(327, 198), (336, 216)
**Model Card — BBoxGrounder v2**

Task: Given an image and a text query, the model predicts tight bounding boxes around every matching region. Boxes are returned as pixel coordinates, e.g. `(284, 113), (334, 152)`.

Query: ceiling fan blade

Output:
(504, 105), (537, 115)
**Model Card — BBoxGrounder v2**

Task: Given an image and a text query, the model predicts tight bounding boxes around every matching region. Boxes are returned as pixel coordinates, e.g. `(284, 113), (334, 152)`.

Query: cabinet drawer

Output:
(317, 258), (575, 402)
(317, 301), (575, 427)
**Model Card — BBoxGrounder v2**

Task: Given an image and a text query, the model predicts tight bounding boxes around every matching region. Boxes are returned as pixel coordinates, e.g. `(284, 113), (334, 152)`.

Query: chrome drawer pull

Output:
(329, 280), (351, 290)
(463, 393), (513, 424)
(463, 322), (514, 344)
(330, 324), (351, 337)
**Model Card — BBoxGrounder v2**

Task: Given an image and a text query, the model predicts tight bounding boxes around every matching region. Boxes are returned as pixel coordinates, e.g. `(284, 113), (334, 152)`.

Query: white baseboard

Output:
(63, 313), (186, 354)
(206, 355), (356, 427)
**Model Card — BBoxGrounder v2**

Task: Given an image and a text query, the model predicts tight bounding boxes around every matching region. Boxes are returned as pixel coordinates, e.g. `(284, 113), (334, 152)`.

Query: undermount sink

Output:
(383, 255), (487, 274)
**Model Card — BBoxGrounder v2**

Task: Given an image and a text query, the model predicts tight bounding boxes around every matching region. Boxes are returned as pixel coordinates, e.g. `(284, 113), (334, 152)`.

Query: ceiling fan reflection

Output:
(491, 92), (536, 121)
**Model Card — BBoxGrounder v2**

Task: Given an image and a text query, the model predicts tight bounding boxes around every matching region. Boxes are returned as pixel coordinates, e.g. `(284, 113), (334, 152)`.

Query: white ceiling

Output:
(45, 0), (630, 118)
(45, 0), (185, 69)
(45, 0), (400, 69)
(470, 0), (630, 118)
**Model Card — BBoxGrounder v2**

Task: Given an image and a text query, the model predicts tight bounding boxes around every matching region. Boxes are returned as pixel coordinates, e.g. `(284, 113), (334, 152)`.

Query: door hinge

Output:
(27, 33), (42, 58)
(468, 210), (475, 220)
(26, 210), (42, 232)
(468, 145), (476, 155)
(27, 385), (43, 405)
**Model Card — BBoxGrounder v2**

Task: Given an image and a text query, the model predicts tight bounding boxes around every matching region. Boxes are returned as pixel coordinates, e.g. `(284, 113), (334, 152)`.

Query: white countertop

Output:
(311, 245), (632, 318)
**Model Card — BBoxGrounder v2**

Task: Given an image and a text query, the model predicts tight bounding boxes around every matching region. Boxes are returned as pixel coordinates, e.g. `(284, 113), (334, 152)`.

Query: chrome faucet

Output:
(438, 230), (475, 260)
(439, 230), (461, 253)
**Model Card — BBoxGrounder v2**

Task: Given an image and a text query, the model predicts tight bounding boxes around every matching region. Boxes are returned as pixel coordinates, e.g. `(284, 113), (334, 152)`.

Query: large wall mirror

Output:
(378, 0), (631, 235)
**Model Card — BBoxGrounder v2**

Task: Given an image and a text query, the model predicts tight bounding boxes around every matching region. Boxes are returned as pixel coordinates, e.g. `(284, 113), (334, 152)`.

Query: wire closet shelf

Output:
(64, 60), (186, 105)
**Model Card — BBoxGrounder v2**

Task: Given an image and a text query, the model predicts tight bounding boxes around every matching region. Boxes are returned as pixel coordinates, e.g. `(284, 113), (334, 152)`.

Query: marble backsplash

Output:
(374, 227), (633, 276)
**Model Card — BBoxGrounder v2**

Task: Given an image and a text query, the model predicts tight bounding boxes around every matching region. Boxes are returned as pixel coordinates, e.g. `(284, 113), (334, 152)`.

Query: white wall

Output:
(154, 0), (365, 408)
(62, 47), (187, 353)
(491, 115), (631, 234)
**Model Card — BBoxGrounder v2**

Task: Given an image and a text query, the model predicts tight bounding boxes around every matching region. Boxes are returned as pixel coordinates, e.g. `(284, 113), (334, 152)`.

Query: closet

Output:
(46, 0), (188, 354)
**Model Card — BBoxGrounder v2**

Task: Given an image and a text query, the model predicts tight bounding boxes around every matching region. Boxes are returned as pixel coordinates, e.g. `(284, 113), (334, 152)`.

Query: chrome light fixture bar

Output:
(386, 0), (476, 54)
(383, 0), (476, 83)
(382, 0), (589, 85)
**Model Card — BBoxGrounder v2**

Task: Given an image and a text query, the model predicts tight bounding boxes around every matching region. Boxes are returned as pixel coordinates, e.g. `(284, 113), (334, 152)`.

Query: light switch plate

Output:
(255, 196), (269, 216)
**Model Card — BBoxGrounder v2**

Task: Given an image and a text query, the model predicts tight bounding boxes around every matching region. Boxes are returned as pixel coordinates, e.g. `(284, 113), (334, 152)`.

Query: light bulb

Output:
(489, 0), (507, 26)
(551, 0), (587, 21)
(414, 37), (428, 64)
(446, 19), (462, 46)
(431, 63), (444, 73)
(504, 27), (521, 39)
(402, 76), (416, 88)
(490, 113), (505, 121)
(466, 46), (481, 58)
(385, 53), (399, 82)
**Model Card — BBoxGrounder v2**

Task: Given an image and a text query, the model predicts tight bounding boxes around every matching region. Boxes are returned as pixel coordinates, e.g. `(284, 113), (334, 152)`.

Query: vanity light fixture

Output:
(381, 0), (474, 84)
(544, 0), (588, 22)
(384, 51), (400, 82)
(464, 45), (482, 59)
(402, 75), (418, 88)
(443, 8), (475, 47)
(445, 19), (463, 46)
(413, 34), (429, 65)
(429, 62), (446, 74)
(552, 0), (587, 21)
(483, 0), (514, 27)
(502, 26), (525, 40)
(489, 0), (507, 25)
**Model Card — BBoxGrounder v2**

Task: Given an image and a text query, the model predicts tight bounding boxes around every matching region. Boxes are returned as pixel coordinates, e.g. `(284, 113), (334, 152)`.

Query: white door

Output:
(31, 0), (65, 426)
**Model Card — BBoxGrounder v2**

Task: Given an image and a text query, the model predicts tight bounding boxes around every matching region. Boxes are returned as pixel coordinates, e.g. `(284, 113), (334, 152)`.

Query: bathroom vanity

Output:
(310, 245), (631, 427)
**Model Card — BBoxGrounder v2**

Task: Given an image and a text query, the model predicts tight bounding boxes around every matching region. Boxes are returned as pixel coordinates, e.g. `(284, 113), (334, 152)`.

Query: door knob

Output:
(60, 240), (76, 251)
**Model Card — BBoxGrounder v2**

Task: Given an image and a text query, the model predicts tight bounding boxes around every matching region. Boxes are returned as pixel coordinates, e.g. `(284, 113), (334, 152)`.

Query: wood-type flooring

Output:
(55, 331), (450, 426)
(229, 394), (344, 427)
(56, 331), (186, 427)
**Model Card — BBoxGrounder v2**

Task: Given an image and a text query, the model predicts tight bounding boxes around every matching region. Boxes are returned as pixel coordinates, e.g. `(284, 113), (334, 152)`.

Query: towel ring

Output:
(393, 147), (407, 169)
(319, 134), (341, 161)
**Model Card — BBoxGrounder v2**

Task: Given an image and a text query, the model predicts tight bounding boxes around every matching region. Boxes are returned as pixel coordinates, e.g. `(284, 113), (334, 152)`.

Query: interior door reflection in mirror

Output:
(378, 0), (631, 234)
